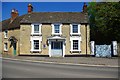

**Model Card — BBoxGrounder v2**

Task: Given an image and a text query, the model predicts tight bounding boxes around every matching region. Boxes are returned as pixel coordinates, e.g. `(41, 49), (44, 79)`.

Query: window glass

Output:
(4, 43), (8, 51)
(34, 40), (39, 50)
(34, 25), (39, 33)
(72, 25), (78, 33)
(73, 40), (78, 50)
(51, 42), (62, 49)
(54, 24), (60, 33)
(4, 30), (8, 38)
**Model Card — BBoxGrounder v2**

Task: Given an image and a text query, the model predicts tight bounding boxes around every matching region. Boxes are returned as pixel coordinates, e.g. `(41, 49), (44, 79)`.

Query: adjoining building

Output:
(1, 3), (91, 57)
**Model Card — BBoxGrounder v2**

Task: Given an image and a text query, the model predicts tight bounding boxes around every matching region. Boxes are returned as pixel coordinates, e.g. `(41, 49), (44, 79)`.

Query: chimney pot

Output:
(11, 9), (19, 21)
(83, 3), (87, 13)
(11, 9), (15, 12)
(28, 3), (33, 13)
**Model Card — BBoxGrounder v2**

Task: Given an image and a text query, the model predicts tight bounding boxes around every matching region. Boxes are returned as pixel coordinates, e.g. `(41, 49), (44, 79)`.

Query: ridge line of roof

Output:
(30, 12), (84, 14)
(2, 12), (85, 22)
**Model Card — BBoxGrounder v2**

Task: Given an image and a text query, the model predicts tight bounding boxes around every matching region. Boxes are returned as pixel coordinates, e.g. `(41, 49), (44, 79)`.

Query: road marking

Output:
(1, 57), (119, 68)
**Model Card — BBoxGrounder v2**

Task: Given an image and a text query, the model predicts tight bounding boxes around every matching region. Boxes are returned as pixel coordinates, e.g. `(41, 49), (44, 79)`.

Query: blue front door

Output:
(51, 41), (63, 57)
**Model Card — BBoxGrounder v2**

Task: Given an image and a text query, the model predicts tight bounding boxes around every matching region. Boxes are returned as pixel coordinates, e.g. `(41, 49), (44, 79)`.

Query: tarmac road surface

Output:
(2, 58), (118, 78)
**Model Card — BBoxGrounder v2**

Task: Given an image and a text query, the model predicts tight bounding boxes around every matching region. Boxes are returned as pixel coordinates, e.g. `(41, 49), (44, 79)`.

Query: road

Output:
(2, 58), (118, 78)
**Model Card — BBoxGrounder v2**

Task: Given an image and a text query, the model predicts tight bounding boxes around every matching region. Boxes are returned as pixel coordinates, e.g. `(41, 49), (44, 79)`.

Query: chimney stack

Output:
(11, 9), (19, 21)
(28, 4), (33, 13)
(83, 3), (87, 13)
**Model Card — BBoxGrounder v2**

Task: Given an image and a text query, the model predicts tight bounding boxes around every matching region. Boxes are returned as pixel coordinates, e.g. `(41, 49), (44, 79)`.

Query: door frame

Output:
(51, 41), (63, 57)
(13, 42), (17, 56)
(48, 40), (65, 57)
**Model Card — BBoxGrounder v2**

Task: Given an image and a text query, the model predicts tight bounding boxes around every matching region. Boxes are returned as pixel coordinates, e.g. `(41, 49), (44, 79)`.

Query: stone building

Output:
(1, 3), (91, 57)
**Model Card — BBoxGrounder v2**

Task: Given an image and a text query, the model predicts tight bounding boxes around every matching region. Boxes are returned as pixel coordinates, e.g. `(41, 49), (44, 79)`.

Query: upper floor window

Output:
(70, 24), (80, 35)
(73, 25), (78, 33)
(54, 24), (60, 33)
(4, 30), (8, 38)
(34, 25), (39, 33)
(52, 23), (62, 35)
(31, 23), (42, 35)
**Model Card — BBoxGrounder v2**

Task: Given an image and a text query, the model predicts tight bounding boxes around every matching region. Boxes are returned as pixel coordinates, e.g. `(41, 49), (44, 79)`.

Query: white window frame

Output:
(73, 40), (79, 50)
(33, 40), (39, 50)
(4, 30), (8, 38)
(31, 23), (42, 35)
(4, 42), (8, 51)
(30, 36), (42, 52)
(70, 24), (81, 35)
(70, 36), (81, 52)
(51, 23), (62, 35)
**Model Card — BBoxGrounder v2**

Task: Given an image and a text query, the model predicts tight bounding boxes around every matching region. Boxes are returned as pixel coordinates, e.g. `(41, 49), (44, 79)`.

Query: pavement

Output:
(1, 54), (119, 67)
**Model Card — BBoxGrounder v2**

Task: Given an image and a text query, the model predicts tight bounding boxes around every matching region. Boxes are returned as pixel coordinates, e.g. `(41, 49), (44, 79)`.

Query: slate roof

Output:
(20, 12), (88, 24)
(2, 15), (26, 31)
(1, 12), (88, 31)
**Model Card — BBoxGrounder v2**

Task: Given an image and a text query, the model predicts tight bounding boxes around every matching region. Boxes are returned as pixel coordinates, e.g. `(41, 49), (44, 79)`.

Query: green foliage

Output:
(88, 2), (120, 43)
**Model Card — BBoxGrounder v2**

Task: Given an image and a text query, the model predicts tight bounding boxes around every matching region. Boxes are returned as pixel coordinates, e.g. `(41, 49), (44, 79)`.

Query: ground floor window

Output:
(4, 43), (8, 51)
(33, 40), (39, 50)
(70, 38), (81, 52)
(73, 40), (78, 50)
(31, 39), (41, 52)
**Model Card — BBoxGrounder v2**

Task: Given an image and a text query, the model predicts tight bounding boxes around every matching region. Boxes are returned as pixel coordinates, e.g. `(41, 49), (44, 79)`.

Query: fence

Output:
(95, 45), (111, 57)
(90, 41), (118, 57)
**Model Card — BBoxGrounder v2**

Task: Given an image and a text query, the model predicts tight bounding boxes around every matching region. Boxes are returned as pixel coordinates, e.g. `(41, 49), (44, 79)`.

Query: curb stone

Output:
(1, 57), (119, 68)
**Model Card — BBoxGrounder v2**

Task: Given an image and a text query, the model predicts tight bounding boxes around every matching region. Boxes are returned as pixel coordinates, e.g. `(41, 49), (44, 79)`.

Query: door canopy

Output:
(47, 36), (66, 45)
(8, 36), (18, 44)
(47, 35), (66, 40)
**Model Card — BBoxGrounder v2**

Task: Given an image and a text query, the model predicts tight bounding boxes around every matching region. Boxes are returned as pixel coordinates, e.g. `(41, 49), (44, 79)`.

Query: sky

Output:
(2, 2), (88, 21)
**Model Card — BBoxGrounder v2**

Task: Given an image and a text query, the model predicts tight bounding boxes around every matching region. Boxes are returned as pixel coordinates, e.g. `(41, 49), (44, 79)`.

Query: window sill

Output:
(52, 33), (62, 36)
(70, 50), (81, 52)
(30, 50), (41, 52)
(4, 50), (8, 52)
(4, 37), (8, 39)
(70, 33), (81, 36)
(31, 33), (42, 36)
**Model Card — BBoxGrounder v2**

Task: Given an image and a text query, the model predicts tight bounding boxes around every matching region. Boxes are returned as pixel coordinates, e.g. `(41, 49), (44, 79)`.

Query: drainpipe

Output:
(85, 24), (87, 57)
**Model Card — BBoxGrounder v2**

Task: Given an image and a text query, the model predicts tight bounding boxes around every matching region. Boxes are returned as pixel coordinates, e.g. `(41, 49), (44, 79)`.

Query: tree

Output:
(88, 2), (120, 43)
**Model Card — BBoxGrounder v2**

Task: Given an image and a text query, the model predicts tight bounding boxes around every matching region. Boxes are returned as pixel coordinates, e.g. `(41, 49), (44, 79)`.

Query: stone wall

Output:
(62, 24), (70, 55)
(20, 24), (31, 54)
(41, 24), (52, 55)
(2, 29), (20, 56)
(19, 23), (90, 56)
(80, 24), (90, 54)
